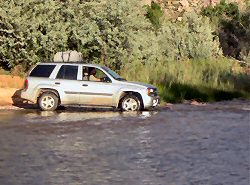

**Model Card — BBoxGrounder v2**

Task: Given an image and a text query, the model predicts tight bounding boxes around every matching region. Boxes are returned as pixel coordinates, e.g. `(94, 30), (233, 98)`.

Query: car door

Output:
(54, 64), (82, 104)
(78, 66), (119, 106)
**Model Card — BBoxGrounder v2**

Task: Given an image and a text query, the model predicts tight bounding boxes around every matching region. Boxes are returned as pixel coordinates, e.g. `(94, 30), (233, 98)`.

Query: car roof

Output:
(37, 62), (103, 68)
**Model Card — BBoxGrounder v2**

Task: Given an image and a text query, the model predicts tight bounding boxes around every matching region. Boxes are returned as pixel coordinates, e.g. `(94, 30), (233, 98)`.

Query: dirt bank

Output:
(0, 75), (24, 89)
(0, 88), (19, 106)
(0, 75), (24, 107)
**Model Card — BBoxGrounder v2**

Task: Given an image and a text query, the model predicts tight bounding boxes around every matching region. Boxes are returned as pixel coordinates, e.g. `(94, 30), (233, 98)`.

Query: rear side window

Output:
(56, 65), (78, 80)
(30, 65), (56, 77)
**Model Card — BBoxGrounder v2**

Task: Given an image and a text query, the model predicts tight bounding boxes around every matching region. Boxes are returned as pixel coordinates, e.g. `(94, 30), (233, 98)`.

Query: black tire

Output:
(120, 94), (141, 111)
(38, 92), (59, 111)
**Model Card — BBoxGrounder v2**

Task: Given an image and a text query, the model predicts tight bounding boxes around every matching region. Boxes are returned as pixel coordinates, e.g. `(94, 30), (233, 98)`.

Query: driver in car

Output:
(89, 68), (101, 82)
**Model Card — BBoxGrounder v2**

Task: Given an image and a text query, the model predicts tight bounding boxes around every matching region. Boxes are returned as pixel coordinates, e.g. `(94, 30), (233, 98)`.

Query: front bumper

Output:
(152, 96), (160, 107)
(143, 95), (160, 108)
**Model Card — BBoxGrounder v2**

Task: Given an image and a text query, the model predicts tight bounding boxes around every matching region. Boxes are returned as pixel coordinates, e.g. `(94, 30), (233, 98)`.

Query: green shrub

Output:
(157, 12), (222, 61)
(202, 1), (250, 63)
(201, 0), (240, 20)
(145, 1), (164, 29)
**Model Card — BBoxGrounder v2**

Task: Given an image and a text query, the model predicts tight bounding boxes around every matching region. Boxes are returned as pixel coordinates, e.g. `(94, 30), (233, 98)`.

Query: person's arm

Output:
(89, 75), (101, 81)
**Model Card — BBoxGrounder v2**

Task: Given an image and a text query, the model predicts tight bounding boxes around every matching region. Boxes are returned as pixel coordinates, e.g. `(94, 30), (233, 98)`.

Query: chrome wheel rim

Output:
(122, 98), (138, 111)
(41, 96), (55, 110)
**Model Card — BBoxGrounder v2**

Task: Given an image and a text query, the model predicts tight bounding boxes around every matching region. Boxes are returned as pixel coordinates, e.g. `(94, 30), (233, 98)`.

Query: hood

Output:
(119, 81), (156, 89)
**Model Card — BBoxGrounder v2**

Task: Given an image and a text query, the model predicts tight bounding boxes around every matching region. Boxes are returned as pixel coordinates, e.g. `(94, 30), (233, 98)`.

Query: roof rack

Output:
(53, 50), (85, 63)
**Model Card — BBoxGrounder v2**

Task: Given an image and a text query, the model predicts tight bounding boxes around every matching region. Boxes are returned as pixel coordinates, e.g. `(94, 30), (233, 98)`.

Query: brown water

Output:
(0, 100), (249, 185)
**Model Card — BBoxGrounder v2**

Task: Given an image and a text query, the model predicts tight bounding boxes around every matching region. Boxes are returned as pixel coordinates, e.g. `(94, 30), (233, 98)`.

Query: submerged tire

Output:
(38, 92), (59, 111)
(120, 95), (141, 111)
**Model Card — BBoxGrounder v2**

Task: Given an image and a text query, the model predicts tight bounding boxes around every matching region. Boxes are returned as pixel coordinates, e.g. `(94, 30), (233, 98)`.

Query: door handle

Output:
(55, 82), (60, 85)
(82, 84), (88, 87)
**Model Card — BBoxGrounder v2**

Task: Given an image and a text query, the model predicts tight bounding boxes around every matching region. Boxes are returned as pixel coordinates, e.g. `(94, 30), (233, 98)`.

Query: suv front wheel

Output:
(38, 92), (59, 111)
(120, 95), (141, 111)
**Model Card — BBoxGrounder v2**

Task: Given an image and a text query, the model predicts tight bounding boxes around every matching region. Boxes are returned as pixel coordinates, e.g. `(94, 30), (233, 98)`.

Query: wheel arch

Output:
(117, 91), (144, 109)
(36, 88), (61, 104)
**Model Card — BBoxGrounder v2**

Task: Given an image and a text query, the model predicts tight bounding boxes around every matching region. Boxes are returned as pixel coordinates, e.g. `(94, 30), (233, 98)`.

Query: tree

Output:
(0, 0), (157, 70)
(0, 0), (71, 69)
(202, 1), (250, 62)
(157, 12), (221, 61)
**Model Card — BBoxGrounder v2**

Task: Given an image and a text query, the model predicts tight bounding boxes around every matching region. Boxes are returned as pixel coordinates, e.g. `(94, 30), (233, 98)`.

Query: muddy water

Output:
(0, 100), (249, 185)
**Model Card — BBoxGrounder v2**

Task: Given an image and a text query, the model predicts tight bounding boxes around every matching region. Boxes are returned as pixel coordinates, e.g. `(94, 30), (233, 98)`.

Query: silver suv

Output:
(21, 62), (160, 111)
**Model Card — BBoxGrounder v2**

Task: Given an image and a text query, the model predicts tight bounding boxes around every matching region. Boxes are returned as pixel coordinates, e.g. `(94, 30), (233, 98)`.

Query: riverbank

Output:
(0, 87), (33, 110)
(0, 88), (19, 106)
(0, 74), (24, 107)
(0, 68), (249, 110)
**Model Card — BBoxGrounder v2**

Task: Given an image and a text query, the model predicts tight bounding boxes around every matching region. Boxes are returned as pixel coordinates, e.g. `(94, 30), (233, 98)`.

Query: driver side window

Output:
(82, 67), (111, 83)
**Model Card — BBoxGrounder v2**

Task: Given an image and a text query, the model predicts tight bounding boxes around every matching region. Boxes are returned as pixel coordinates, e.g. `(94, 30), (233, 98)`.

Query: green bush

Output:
(145, 1), (164, 29)
(157, 12), (222, 61)
(201, 0), (240, 20)
(201, 1), (250, 63)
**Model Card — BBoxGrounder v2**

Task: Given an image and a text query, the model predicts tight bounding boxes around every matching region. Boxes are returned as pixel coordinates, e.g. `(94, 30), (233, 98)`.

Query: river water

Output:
(0, 100), (249, 185)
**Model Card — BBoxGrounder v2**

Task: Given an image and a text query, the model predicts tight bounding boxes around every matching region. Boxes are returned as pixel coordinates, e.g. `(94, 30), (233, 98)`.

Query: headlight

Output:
(147, 88), (155, 96)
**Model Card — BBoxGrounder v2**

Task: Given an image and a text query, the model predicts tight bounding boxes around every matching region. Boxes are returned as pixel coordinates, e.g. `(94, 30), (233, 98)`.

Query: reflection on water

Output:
(24, 110), (158, 124)
(0, 109), (158, 125)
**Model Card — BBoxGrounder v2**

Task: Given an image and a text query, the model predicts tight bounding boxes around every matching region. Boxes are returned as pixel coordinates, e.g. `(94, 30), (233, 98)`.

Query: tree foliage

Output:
(0, 0), (71, 69)
(0, 0), (222, 71)
(157, 13), (221, 61)
(201, 0), (240, 20)
(201, 1), (250, 62)
(0, 0), (155, 70)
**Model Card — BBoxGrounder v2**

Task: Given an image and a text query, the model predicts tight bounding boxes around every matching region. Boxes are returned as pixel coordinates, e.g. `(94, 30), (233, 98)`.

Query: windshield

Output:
(101, 66), (126, 81)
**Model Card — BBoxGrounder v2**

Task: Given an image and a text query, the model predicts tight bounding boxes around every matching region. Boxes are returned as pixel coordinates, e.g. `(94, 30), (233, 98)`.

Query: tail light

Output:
(24, 79), (28, 90)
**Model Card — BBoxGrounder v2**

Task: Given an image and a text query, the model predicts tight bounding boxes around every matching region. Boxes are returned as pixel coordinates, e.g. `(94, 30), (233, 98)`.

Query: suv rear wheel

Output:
(120, 95), (141, 111)
(38, 92), (59, 111)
